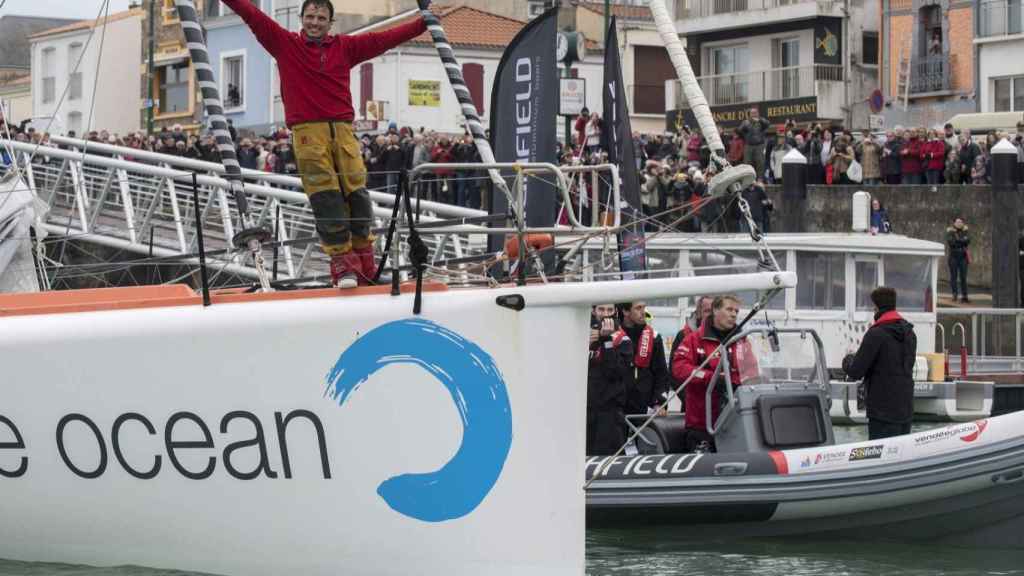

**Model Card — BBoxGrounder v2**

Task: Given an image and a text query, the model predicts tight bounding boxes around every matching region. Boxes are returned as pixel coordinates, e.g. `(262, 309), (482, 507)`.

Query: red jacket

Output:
(727, 136), (745, 164)
(923, 140), (945, 171)
(671, 325), (758, 432)
(575, 115), (591, 147)
(900, 137), (924, 174)
(224, 0), (426, 127)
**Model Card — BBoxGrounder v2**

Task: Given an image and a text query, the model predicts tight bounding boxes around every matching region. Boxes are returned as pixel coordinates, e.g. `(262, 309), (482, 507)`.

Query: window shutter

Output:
(462, 62), (484, 115)
(360, 63), (374, 117)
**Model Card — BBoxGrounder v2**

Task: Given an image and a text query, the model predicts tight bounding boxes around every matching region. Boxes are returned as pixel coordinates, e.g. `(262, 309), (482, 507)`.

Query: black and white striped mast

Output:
(174, 0), (274, 292)
(416, 0), (521, 230)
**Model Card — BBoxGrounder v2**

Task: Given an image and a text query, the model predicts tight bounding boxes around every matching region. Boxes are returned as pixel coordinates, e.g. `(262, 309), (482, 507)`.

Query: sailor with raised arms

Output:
(223, 0), (430, 287)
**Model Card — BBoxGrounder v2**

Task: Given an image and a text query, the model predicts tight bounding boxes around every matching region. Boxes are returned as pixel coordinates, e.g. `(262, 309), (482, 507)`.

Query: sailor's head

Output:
(301, 0), (334, 40)
(617, 302), (647, 327)
(711, 294), (741, 332)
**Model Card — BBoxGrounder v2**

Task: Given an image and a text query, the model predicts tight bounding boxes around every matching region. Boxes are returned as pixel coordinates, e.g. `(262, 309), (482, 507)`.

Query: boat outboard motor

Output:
(710, 328), (836, 453)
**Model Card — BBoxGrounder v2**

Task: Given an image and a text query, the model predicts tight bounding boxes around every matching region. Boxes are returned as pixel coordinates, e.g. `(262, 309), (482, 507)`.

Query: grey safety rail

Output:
(2, 139), (493, 282)
(707, 327), (830, 436)
(937, 307), (1024, 373)
(410, 161), (621, 231)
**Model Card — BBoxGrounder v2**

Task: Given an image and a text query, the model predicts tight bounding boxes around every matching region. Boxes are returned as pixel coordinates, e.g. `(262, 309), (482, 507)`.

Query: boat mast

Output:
(646, 0), (756, 198)
(172, 0), (274, 292)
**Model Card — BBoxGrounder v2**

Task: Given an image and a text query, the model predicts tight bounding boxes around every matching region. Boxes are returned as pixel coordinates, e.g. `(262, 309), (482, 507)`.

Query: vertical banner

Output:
(488, 7), (559, 254)
(602, 18), (647, 279)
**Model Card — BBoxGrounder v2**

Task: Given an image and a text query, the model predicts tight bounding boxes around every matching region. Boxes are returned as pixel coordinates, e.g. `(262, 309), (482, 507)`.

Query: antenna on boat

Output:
(172, 1), (274, 293)
(647, 0), (755, 199)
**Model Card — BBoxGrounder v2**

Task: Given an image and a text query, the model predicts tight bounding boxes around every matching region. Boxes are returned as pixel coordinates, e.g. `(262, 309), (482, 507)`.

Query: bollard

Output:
(991, 139), (1019, 309)
(782, 148), (808, 233)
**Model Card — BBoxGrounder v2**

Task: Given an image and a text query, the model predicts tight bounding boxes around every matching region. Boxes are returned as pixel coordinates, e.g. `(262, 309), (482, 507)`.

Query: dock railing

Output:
(936, 308), (1024, 374)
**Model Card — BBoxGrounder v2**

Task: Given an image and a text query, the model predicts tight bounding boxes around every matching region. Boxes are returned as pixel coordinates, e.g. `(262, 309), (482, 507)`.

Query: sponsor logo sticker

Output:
(913, 420), (989, 448)
(849, 445), (885, 461)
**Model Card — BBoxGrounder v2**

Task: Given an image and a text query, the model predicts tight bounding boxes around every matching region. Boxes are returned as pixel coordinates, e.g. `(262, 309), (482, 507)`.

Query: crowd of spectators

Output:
(5, 111), (1024, 229)
(616, 112), (1023, 188)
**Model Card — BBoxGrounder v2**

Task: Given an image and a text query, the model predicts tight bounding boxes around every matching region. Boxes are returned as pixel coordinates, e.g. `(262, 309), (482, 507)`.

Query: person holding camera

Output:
(843, 287), (917, 440)
(587, 304), (631, 456)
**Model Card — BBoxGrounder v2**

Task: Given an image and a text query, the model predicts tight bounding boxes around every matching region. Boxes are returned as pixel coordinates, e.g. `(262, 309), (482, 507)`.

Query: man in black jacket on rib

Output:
(843, 287), (918, 440)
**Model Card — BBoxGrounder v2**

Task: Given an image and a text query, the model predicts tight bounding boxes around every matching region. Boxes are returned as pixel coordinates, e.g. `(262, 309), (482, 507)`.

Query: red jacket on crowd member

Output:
(687, 134), (702, 163)
(727, 136), (745, 164)
(431, 144), (455, 176)
(222, 0), (425, 127)
(923, 139), (945, 171)
(671, 324), (759, 432)
(900, 137), (924, 174)
(575, 115), (590, 147)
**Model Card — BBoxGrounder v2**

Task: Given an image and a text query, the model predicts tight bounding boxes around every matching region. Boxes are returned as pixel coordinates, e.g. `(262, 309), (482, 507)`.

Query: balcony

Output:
(669, 65), (843, 107)
(909, 55), (953, 95)
(673, 0), (841, 34)
(666, 64), (845, 124)
(978, 0), (1024, 38)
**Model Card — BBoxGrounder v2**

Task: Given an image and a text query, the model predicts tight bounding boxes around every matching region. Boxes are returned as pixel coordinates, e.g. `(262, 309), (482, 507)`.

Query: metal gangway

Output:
(1, 136), (501, 283)
(1, 136), (622, 286)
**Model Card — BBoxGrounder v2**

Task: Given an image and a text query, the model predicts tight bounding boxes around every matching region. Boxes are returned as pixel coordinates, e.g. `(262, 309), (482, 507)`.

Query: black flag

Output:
(488, 7), (559, 254)
(602, 17), (647, 279)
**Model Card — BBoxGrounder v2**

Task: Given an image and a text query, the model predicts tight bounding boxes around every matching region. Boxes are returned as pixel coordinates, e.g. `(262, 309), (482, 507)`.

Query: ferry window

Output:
(646, 250), (681, 307)
(691, 251), (786, 310)
(855, 260), (879, 311)
(796, 252), (844, 310)
(883, 255), (932, 311)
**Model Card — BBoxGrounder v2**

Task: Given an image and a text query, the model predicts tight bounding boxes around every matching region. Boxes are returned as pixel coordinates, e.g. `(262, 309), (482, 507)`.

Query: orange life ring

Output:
(504, 233), (554, 259)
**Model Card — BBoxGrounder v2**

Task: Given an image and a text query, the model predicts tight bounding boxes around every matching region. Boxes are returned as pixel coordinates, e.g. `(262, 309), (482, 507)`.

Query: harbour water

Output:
(4, 539), (1024, 576)
(3, 423), (1017, 576)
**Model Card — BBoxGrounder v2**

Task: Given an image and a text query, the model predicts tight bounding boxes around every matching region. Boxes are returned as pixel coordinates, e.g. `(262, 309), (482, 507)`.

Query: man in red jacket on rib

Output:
(223, 0), (429, 287)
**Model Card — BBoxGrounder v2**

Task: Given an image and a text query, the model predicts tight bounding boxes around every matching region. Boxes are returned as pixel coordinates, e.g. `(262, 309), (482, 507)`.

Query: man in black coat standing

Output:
(843, 287), (918, 440)
(587, 304), (631, 455)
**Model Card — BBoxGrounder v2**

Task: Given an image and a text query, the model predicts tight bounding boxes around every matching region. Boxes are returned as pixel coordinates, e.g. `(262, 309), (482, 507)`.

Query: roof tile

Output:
(401, 6), (528, 50)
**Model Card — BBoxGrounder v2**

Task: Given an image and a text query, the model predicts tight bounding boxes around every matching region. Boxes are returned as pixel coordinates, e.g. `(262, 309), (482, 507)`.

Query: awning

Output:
(948, 112), (1024, 133)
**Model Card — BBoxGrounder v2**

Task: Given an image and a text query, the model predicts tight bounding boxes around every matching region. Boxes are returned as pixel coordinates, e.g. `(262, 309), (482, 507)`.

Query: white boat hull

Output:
(0, 271), (796, 574)
(0, 289), (588, 575)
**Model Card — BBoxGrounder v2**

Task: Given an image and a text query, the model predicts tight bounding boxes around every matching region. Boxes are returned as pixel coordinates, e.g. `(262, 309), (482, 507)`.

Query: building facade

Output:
(975, 0), (1024, 114)
(572, 2), (675, 135)
(0, 74), (32, 127)
(203, 0), (277, 134)
(665, 0), (878, 130)
(30, 10), (144, 137)
(880, 0), (976, 129)
(345, 6), (602, 135)
(141, 0), (209, 133)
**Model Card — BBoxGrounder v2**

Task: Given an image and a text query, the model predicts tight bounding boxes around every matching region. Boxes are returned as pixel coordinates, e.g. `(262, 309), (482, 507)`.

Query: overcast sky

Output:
(3, 0), (134, 19)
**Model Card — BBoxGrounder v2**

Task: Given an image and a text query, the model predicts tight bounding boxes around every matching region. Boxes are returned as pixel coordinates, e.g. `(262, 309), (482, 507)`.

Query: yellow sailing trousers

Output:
(292, 121), (374, 255)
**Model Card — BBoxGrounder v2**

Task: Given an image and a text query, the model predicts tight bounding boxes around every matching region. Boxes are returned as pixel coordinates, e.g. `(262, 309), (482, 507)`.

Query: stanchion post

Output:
(991, 139), (1019, 310)
(781, 148), (808, 233)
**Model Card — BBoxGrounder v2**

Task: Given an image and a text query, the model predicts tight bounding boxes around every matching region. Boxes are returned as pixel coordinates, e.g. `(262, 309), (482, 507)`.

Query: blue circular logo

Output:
(325, 318), (513, 522)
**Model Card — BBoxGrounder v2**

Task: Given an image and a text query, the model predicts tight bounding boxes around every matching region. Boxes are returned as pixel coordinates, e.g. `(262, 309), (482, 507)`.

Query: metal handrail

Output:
(46, 135), (487, 220)
(411, 162), (621, 230)
(937, 308), (1024, 359)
